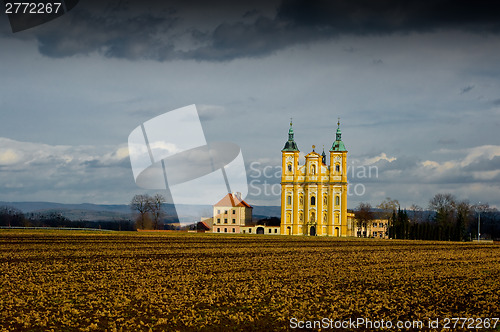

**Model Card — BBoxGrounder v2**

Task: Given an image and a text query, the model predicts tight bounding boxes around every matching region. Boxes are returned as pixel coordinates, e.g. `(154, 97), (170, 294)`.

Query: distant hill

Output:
(0, 201), (281, 221)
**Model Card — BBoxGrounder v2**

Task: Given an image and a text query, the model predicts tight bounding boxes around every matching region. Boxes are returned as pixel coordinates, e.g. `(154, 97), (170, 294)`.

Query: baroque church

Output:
(280, 120), (349, 236)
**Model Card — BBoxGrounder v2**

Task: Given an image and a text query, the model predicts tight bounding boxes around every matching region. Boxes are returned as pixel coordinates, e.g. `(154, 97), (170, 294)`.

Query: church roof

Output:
(330, 120), (347, 152)
(214, 193), (252, 208)
(282, 120), (299, 152)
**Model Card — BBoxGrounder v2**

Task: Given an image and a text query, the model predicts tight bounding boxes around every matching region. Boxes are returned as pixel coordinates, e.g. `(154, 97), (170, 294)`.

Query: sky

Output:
(0, 0), (500, 210)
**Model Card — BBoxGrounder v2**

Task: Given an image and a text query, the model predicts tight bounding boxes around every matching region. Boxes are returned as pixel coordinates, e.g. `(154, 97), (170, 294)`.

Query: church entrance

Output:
(335, 227), (340, 237)
(310, 226), (316, 236)
(256, 227), (265, 234)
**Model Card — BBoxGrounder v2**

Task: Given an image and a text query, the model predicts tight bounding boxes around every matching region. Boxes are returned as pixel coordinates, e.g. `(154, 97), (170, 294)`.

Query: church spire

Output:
(330, 118), (347, 152)
(282, 119), (299, 152)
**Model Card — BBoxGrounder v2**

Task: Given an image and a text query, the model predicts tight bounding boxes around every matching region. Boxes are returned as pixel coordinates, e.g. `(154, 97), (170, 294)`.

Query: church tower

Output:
(280, 120), (349, 236)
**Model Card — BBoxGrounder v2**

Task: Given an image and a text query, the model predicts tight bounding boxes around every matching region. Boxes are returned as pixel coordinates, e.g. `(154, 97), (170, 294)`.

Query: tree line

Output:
(0, 206), (135, 231)
(355, 194), (500, 241)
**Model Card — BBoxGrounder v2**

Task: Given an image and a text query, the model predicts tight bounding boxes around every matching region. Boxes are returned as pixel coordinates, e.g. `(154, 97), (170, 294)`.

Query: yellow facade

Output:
(280, 121), (349, 236)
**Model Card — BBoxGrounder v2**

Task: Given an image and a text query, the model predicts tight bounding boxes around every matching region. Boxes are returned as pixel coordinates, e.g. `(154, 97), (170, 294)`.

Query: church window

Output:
(336, 164), (340, 172)
(311, 196), (316, 206)
(287, 195), (291, 205)
(335, 196), (340, 206)
(287, 163), (292, 172)
(311, 164), (316, 174)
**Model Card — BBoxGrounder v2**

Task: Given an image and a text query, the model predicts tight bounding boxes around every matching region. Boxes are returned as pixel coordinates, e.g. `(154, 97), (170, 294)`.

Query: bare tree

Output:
(377, 197), (400, 219)
(429, 193), (456, 225)
(355, 202), (374, 237)
(150, 193), (166, 230)
(131, 194), (153, 230)
(408, 204), (424, 223)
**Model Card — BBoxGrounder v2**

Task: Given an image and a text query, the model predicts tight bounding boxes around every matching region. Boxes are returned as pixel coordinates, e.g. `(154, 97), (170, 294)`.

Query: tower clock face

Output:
(335, 156), (341, 161)
(286, 156), (293, 162)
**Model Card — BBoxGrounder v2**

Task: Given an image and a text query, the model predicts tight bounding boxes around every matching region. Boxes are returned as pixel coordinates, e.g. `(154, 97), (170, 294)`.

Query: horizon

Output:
(1, 1), (499, 211)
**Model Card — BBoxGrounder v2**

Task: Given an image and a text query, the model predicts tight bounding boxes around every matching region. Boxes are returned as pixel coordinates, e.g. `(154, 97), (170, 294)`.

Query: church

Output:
(280, 120), (349, 236)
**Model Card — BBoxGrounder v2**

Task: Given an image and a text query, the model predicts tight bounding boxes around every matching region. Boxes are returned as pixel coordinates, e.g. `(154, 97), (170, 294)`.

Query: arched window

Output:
(311, 196), (316, 205)
(335, 164), (340, 172)
(335, 196), (340, 206)
(287, 163), (292, 172)
(287, 195), (291, 205)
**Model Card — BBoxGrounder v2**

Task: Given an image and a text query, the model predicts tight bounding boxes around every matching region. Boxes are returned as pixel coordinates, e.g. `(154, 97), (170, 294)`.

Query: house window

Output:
(242, 230), (245, 233)
(217, 218), (220, 224)
(225, 210), (228, 214)
(287, 196), (291, 205)
(249, 229), (252, 233)
(224, 219), (228, 224)
(373, 232), (377, 237)
(311, 196), (316, 206)
(268, 229), (272, 233)
(232, 210), (235, 214)
(224, 228), (227, 233)
(217, 209), (220, 214)
(232, 228), (235, 233)
(217, 228), (220, 233)
(232, 219), (236, 224)
(275, 229), (278, 233)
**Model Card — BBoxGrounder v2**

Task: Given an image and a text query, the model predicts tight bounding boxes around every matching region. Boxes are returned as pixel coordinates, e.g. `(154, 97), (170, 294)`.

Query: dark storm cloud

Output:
(14, 0), (500, 61)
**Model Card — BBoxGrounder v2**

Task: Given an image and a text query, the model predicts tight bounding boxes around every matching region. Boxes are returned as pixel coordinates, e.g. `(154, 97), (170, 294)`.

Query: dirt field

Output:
(1, 230), (499, 331)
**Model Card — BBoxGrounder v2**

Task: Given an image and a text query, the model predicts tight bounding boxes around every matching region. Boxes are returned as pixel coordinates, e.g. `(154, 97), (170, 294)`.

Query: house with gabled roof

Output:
(211, 192), (253, 234)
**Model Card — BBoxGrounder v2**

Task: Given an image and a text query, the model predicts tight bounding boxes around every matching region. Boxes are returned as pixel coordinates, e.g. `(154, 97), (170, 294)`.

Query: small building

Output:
(212, 192), (253, 234)
(241, 225), (280, 235)
(354, 219), (389, 238)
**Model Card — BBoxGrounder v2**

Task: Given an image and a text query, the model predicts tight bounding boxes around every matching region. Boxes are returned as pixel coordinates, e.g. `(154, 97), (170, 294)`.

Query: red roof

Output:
(214, 193), (252, 208)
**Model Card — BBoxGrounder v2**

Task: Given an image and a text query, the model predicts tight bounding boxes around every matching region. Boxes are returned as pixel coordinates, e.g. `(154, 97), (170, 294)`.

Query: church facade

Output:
(280, 120), (349, 236)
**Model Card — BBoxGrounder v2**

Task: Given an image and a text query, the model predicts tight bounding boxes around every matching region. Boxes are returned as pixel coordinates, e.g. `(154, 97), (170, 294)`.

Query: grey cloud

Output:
(460, 84), (475, 94)
(463, 155), (500, 172)
(15, 0), (500, 62)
